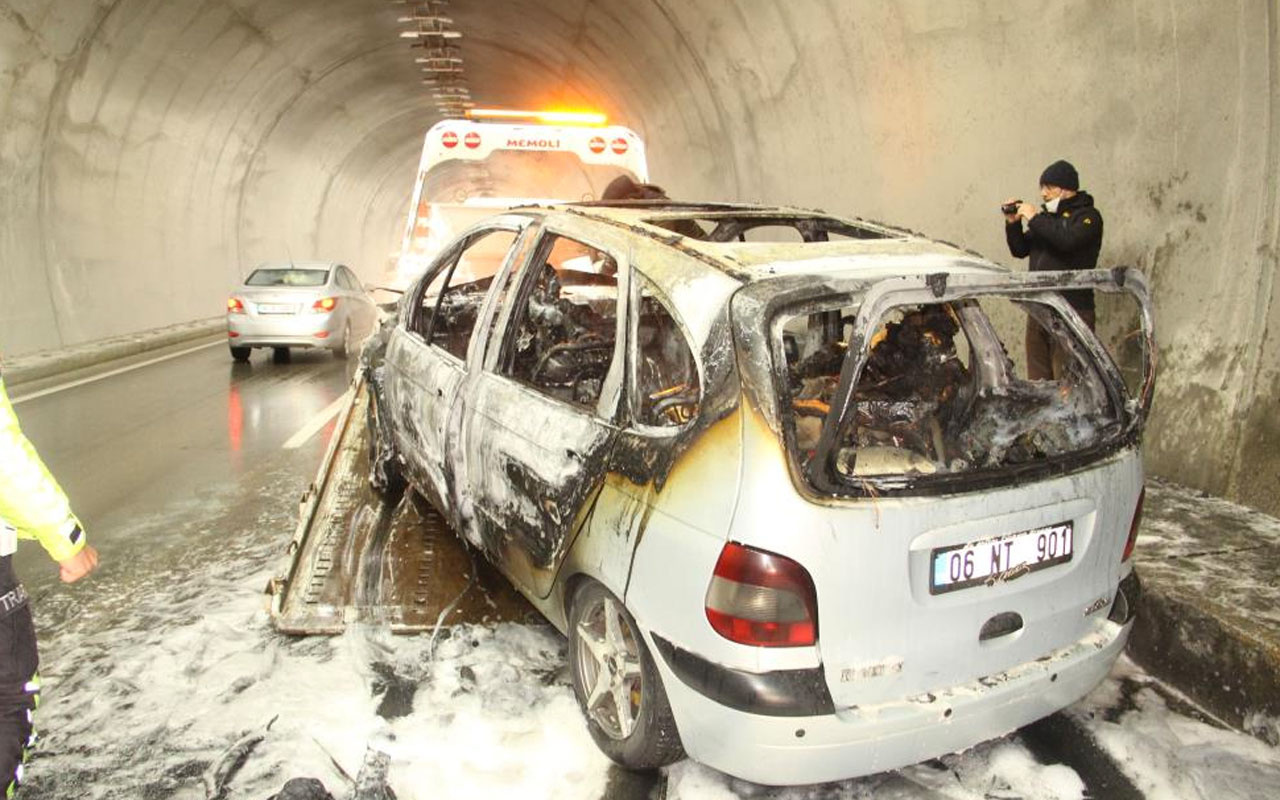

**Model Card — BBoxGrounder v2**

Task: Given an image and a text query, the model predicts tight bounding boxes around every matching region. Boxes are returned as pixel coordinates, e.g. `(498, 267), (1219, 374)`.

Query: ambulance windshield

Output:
(424, 150), (638, 204)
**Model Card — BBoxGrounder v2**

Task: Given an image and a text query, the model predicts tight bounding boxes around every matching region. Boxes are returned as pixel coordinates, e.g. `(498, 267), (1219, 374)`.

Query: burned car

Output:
(362, 202), (1155, 784)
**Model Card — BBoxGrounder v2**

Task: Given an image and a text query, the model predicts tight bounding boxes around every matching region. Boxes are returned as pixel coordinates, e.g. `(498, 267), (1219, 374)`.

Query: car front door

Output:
(381, 222), (527, 513)
(452, 227), (628, 598)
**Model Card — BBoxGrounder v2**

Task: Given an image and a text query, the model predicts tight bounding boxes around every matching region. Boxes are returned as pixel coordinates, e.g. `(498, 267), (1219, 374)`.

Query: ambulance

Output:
(394, 109), (649, 284)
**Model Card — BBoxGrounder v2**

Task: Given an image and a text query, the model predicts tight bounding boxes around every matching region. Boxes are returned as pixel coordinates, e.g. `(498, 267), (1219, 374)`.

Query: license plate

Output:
(930, 522), (1073, 595)
(257, 303), (296, 314)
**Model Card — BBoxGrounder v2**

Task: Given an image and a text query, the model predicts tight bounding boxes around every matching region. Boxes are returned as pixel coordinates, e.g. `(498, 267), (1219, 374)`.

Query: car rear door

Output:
(381, 221), (530, 512)
(734, 267), (1156, 708)
(451, 224), (630, 598)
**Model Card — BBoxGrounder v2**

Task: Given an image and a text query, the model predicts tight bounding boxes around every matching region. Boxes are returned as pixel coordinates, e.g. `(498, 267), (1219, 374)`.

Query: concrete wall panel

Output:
(0, 0), (1276, 512)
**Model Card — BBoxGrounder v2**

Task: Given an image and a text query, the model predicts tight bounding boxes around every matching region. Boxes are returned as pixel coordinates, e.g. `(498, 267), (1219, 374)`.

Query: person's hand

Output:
(1003, 197), (1021, 222)
(59, 545), (99, 583)
(1017, 202), (1039, 221)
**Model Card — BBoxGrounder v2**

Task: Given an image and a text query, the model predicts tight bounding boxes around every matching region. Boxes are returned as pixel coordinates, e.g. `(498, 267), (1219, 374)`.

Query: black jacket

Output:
(1005, 191), (1103, 312)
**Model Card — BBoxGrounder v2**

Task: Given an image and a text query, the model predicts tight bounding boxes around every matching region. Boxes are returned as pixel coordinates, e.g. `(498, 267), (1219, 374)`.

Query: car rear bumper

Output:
(226, 312), (341, 349)
(647, 616), (1131, 786)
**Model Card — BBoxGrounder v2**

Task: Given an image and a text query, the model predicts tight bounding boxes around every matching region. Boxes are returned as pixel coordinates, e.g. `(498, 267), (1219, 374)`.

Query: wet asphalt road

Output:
(10, 341), (357, 605)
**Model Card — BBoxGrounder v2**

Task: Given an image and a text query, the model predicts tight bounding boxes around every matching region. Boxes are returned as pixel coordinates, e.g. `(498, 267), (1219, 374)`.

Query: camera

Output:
(1000, 201), (1022, 215)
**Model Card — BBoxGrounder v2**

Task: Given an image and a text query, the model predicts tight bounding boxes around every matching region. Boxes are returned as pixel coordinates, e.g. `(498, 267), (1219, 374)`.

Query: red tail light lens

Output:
(705, 542), (818, 647)
(312, 297), (338, 312)
(227, 297), (245, 314)
(1122, 487), (1145, 562)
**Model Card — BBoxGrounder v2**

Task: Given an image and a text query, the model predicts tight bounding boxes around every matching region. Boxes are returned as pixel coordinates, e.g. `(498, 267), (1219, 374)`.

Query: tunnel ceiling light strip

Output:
(466, 108), (608, 126)
(396, 0), (472, 119)
(400, 29), (462, 39)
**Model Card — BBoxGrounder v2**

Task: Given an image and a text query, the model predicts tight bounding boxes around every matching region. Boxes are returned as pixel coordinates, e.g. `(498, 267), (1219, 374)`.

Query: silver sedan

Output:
(226, 261), (377, 361)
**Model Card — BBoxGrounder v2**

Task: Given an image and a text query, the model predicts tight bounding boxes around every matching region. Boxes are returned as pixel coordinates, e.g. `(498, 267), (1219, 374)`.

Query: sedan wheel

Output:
(229, 345), (251, 362)
(568, 581), (684, 769)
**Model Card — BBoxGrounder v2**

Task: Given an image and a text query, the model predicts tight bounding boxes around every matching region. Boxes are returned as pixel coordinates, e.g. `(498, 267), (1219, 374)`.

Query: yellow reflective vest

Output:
(0, 376), (86, 562)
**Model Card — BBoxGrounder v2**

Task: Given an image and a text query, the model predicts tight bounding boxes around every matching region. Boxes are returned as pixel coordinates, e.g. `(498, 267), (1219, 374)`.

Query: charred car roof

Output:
(522, 203), (1006, 286)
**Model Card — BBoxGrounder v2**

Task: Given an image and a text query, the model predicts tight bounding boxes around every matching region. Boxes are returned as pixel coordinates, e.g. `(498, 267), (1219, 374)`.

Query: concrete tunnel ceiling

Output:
(1, 0), (1277, 513)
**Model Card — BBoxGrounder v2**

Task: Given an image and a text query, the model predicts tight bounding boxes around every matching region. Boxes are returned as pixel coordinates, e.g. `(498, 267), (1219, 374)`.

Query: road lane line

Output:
(9, 339), (225, 406)
(283, 389), (352, 449)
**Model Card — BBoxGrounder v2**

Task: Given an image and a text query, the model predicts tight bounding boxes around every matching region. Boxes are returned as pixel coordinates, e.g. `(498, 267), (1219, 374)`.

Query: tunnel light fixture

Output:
(400, 29), (462, 39)
(465, 108), (608, 126)
(397, 14), (454, 24)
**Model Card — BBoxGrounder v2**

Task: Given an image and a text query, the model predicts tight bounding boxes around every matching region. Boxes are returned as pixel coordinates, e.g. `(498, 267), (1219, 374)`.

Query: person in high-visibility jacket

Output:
(0, 369), (99, 796)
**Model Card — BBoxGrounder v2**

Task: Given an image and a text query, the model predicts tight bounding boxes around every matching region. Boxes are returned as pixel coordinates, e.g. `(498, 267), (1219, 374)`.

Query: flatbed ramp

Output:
(269, 378), (531, 635)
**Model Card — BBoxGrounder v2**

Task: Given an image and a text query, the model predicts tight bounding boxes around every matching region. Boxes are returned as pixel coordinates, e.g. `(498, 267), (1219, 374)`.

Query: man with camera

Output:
(1002, 159), (1103, 380)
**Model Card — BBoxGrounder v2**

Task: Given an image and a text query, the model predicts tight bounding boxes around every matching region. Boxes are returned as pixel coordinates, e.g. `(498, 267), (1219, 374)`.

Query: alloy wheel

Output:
(574, 594), (643, 739)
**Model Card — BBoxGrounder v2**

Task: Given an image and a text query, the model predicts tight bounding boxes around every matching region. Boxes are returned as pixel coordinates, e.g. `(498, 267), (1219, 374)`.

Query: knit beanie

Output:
(1039, 160), (1079, 191)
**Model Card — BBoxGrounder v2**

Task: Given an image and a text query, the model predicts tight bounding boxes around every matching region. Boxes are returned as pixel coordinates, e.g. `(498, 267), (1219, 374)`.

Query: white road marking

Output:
(283, 389), (352, 449)
(9, 339), (225, 406)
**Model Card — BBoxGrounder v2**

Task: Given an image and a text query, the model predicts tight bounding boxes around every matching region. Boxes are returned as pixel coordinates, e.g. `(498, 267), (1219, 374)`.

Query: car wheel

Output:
(272, 346), (290, 363)
(568, 580), (684, 769)
(366, 387), (405, 494)
(230, 346), (251, 362)
(333, 322), (351, 359)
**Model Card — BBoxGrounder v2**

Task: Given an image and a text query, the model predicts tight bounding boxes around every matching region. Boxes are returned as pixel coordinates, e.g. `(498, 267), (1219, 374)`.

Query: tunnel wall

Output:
(0, 0), (429, 355)
(2, 0), (1277, 513)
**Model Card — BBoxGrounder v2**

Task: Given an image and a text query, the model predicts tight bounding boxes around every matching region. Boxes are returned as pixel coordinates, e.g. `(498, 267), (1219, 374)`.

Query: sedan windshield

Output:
(246, 268), (329, 287)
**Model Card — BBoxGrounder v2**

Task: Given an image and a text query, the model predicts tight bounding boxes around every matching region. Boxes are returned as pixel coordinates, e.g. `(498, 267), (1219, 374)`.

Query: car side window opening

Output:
(501, 234), (620, 412)
(410, 229), (519, 359)
(779, 297), (1120, 484)
(635, 276), (700, 427)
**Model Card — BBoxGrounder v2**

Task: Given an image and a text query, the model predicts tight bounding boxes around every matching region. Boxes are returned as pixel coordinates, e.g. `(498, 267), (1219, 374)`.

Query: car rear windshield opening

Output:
(778, 296), (1124, 491)
(246, 268), (328, 287)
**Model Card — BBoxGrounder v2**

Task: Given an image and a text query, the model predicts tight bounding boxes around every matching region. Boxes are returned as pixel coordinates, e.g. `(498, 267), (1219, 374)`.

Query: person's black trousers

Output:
(0, 555), (39, 796)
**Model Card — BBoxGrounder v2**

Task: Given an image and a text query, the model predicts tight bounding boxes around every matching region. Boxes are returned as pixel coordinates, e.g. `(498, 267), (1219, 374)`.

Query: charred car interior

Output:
(503, 235), (619, 410)
(780, 295), (1125, 491)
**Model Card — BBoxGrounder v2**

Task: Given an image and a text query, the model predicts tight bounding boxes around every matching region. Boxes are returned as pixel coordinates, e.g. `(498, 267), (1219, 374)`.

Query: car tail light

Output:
(1122, 487), (1145, 562)
(705, 542), (818, 647)
(227, 297), (245, 314)
(311, 297), (338, 312)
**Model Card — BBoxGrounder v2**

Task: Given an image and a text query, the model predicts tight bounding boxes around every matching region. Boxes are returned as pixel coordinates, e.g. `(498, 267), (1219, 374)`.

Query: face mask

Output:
(1044, 196), (1062, 214)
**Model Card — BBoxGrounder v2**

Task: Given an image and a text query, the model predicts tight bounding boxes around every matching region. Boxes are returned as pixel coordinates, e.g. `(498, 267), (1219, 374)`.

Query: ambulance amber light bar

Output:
(465, 108), (608, 126)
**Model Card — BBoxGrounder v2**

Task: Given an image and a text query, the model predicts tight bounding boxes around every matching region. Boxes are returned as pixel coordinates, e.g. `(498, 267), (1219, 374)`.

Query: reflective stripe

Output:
(0, 524), (14, 557)
(22, 680), (38, 694)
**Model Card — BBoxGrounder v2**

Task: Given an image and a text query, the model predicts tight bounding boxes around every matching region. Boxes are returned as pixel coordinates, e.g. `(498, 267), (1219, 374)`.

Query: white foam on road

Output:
(1071, 657), (1280, 800)
(21, 469), (1280, 798)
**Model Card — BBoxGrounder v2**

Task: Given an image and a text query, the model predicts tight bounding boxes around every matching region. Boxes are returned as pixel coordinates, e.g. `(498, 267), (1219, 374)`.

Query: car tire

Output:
(568, 580), (685, 770)
(366, 387), (405, 495)
(230, 346), (251, 362)
(272, 346), (290, 363)
(333, 322), (351, 359)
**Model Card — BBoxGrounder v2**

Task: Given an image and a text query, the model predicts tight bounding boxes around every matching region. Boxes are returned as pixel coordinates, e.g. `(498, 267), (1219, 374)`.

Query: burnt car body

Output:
(362, 202), (1156, 784)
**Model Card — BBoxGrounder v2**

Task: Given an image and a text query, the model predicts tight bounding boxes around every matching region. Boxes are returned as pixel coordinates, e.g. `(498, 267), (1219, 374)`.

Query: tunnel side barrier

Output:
(2, 317), (224, 387)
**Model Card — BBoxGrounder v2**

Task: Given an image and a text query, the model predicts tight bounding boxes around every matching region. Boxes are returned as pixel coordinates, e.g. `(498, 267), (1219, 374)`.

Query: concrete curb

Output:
(1128, 580), (1280, 744)
(2, 317), (224, 387)
(1123, 479), (1280, 746)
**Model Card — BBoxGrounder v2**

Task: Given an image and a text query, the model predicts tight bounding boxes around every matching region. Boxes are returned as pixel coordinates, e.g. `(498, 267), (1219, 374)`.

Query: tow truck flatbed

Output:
(268, 377), (531, 635)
